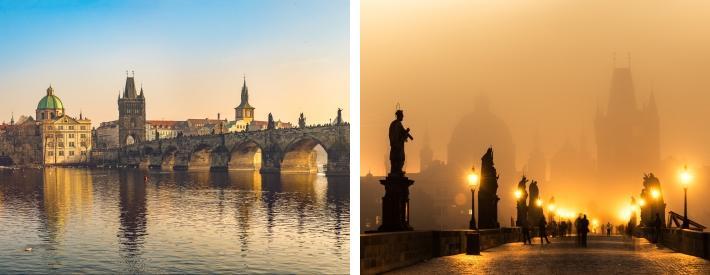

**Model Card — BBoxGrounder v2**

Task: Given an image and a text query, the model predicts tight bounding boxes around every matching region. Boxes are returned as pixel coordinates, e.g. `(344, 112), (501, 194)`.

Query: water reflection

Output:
(117, 170), (147, 272)
(0, 168), (349, 273)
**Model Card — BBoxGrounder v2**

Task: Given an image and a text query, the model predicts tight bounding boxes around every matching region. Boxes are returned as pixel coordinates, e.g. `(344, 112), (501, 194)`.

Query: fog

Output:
(361, 0), (710, 230)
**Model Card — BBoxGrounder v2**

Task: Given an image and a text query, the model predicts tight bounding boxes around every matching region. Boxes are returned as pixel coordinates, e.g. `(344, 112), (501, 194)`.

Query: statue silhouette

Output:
(388, 110), (413, 176)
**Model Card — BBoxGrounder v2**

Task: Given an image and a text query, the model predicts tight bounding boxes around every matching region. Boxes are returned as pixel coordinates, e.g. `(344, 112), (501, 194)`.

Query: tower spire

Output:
(10, 112), (14, 125)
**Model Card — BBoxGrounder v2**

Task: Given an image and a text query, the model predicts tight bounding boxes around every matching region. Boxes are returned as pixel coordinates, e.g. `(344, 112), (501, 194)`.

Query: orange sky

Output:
(361, 0), (710, 224)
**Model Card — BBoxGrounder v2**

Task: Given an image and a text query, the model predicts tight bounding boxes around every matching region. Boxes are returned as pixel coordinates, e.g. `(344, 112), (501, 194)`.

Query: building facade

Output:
(145, 120), (183, 141)
(118, 74), (146, 146)
(95, 120), (119, 149)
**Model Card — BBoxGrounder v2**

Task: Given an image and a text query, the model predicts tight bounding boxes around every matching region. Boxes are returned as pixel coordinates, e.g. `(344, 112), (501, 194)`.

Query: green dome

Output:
(37, 86), (64, 110)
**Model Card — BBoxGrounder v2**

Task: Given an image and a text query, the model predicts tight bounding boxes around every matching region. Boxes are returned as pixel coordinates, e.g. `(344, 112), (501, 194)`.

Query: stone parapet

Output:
(361, 227), (522, 274)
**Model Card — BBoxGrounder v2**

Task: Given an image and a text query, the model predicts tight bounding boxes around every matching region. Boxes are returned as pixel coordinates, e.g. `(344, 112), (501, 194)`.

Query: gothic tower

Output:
(118, 73), (146, 146)
(235, 77), (255, 123)
(595, 64), (660, 184)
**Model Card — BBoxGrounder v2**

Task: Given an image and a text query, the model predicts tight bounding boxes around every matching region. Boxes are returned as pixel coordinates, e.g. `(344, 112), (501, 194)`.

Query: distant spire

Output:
(79, 110), (83, 120)
(10, 112), (14, 125)
(47, 84), (54, 96)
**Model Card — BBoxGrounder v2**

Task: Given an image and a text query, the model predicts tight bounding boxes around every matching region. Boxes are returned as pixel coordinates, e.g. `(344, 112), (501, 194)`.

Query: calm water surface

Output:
(0, 168), (349, 273)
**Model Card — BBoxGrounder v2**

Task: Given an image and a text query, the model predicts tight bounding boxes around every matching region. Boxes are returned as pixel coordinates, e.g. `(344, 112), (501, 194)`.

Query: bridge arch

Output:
(188, 143), (213, 170)
(280, 136), (328, 174)
(161, 146), (178, 169)
(229, 140), (263, 171)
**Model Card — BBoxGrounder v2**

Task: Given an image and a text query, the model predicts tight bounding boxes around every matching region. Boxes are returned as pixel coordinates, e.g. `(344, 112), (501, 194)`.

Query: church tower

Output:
(235, 77), (255, 123)
(118, 72), (146, 146)
(595, 60), (659, 184)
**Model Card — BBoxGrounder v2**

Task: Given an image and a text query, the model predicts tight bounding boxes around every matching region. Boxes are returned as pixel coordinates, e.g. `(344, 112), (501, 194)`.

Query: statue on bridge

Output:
(388, 109), (413, 176)
(527, 180), (543, 226)
(378, 108), (415, 232)
(639, 173), (665, 228)
(298, 113), (306, 128)
(516, 176), (529, 227)
(478, 147), (500, 229)
(267, 113), (275, 130)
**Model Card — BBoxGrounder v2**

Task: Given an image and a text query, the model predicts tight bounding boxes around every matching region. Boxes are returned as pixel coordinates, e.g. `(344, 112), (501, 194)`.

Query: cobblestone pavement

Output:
(388, 236), (710, 274)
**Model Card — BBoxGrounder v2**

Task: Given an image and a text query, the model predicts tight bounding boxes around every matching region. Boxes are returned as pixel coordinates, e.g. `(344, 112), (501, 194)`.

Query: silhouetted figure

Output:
(378, 108), (415, 232)
(478, 147), (501, 229)
(581, 215), (590, 247)
(522, 219), (532, 245)
(550, 220), (558, 237)
(652, 213), (662, 243)
(559, 221), (567, 237)
(388, 110), (413, 176)
(606, 222), (612, 236)
(538, 216), (550, 244)
(575, 215), (582, 246)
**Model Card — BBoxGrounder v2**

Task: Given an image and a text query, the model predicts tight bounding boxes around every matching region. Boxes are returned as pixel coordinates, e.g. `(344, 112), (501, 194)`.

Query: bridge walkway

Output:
(388, 235), (710, 274)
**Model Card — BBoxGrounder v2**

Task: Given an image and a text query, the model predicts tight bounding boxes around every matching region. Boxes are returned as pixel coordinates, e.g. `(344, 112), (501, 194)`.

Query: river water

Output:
(0, 168), (349, 273)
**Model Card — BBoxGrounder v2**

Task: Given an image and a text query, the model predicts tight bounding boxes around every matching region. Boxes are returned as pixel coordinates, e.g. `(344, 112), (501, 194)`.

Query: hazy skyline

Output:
(361, 0), (710, 225)
(0, 0), (349, 126)
(362, 0), (710, 176)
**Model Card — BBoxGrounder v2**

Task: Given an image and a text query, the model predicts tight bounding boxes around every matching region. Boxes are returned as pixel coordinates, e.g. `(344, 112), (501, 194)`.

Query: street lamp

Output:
(536, 198), (543, 207)
(680, 165), (693, 229)
(468, 166), (480, 230)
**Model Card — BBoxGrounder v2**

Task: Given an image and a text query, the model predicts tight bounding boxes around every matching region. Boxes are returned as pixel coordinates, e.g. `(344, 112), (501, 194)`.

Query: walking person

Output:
(606, 222), (612, 236)
(575, 215), (582, 246)
(652, 213), (663, 243)
(522, 219), (532, 245)
(581, 215), (590, 247)
(538, 216), (551, 245)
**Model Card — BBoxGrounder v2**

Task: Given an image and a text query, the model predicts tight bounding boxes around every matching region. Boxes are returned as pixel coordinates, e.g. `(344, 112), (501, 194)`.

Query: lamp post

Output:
(680, 165), (693, 229)
(468, 166), (480, 230)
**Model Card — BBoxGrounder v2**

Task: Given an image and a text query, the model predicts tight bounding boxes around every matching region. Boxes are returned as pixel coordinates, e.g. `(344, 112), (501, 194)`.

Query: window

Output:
(81, 151), (86, 156)
(46, 134), (54, 138)
(69, 142), (75, 147)
(48, 142), (54, 147)
(47, 126), (53, 130)
(47, 151), (54, 156)
(80, 142), (87, 147)
(56, 134), (64, 138)
(69, 151), (74, 156)
(69, 134), (75, 138)
(80, 126), (86, 130)
(58, 151), (64, 156)
(68, 126), (74, 130)
(58, 126), (64, 130)
(80, 134), (86, 138)
(58, 142), (64, 147)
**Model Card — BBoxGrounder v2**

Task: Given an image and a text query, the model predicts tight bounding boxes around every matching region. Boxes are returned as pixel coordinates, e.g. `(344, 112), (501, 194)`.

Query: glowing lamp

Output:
(536, 199), (543, 207)
(680, 166), (692, 188)
(638, 198), (646, 207)
(514, 189), (522, 199)
(651, 189), (660, 199)
(467, 173), (479, 189)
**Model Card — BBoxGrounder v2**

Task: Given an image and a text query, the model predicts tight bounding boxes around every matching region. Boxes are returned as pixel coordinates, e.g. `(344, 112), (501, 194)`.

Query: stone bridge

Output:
(114, 125), (349, 176)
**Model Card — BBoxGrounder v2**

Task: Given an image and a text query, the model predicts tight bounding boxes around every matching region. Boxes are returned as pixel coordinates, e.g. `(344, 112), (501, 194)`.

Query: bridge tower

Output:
(118, 72), (146, 146)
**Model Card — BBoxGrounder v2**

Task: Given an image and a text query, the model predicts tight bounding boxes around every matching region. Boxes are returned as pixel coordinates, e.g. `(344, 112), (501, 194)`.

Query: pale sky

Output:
(0, 0), (349, 126)
(362, 0), (710, 176)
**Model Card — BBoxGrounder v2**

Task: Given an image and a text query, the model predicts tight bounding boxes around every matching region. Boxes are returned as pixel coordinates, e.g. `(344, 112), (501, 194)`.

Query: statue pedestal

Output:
(378, 174), (414, 232)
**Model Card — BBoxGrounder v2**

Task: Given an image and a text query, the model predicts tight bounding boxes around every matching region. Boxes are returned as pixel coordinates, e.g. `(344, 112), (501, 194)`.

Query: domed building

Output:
(36, 85), (92, 165)
(36, 86), (65, 120)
